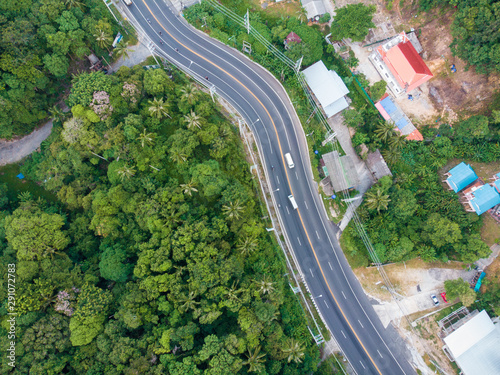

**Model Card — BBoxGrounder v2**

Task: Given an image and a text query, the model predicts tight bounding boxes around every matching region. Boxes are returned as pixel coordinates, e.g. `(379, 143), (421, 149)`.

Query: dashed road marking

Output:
(358, 320), (364, 329)
(295, 171), (298, 180)
(341, 291), (347, 299)
(297, 237), (302, 246)
(315, 231), (320, 239)
(304, 200), (309, 209)
(276, 176), (280, 184)
(286, 206), (290, 215)
(377, 350), (383, 359)
(309, 268), (314, 278)
(324, 300), (329, 309)
(328, 262), (333, 270)
(341, 330), (346, 338)
(360, 361), (366, 370)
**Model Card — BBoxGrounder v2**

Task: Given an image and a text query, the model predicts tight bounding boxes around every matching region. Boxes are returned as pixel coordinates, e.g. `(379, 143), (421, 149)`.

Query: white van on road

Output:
(285, 153), (294, 169)
(288, 195), (298, 210)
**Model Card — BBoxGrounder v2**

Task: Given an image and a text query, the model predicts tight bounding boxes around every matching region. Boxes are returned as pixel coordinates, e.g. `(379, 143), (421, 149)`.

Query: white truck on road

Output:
(285, 153), (294, 168)
(288, 195), (298, 210)
(123, 0), (132, 5)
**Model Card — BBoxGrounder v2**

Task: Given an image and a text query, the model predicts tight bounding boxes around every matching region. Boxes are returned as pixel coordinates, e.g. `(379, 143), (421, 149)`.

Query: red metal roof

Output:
(285, 32), (302, 44)
(377, 33), (433, 92)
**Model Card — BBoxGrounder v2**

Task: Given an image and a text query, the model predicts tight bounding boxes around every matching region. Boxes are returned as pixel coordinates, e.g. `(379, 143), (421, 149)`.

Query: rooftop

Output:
(446, 162), (478, 193)
(375, 94), (423, 140)
(302, 61), (350, 118)
(377, 32), (433, 92)
(322, 151), (359, 192)
(365, 149), (392, 181)
(443, 310), (500, 375)
(301, 0), (326, 19)
(285, 32), (301, 44)
(470, 184), (500, 215)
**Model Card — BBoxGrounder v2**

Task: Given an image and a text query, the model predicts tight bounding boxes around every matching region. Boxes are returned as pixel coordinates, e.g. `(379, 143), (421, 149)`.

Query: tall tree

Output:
(330, 3), (376, 42)
(148, 97), (170, 119)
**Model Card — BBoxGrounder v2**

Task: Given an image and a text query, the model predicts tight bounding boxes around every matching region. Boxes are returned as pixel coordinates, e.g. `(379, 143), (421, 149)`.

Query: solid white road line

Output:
(341, 291), (347, 299)
(358, 320), (364, 329)
(309, 268), (314, 278)
(297, 237), (302, 246)
(328, 262), (333, 270)
(377, 350), (383, 359)
(324, 300), (329, 309)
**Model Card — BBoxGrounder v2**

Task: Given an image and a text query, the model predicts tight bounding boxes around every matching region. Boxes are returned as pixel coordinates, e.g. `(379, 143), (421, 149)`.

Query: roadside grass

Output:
(481, 214), (500, 246)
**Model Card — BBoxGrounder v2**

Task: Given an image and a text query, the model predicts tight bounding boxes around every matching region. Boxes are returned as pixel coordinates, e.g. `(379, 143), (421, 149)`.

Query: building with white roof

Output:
(442, 310), (500, 375)
(301, 60), (349, 118)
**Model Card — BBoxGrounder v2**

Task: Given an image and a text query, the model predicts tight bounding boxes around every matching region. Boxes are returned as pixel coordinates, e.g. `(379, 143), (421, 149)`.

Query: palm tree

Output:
(184, 110), (202, 130)
(177, 291), (200, 313)
(116, 165), (136, 181)
(113, 40), (132, 60)
(374, 121), (395, 143)
(364, 188), (390, 213)
(65, 0), (84, 9)
(388, 134), (406, 149)
(148, 98), (170, 120)
(255, 276), (275, 295)
(180, 83), (198, 105)
(170, 150), (188, 164)
(224, 280), (243, 302)
(94, 29), (112, 50)
(296, 7), (307, 23)
(49, 104), (67, 123)
(282, 338), (305, 364)
(381, 147), (401, 166)
(237, 236), (258, 256)
(180, 180), (198, 196)
(243, 346), (266, 373)
(222, 200), (244, 220)
(137, 128), (155, 148)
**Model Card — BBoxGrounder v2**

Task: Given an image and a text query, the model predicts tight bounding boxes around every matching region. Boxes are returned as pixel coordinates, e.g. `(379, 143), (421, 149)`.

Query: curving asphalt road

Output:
(127, 1), (417, 373)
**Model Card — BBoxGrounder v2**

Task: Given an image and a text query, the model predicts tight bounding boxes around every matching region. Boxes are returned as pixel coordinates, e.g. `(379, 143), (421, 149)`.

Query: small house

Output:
(284, 32), (301, 50)
(468, 184), (500, 215)
(445, 162), (478, 193)
(375, 94), (423, 141)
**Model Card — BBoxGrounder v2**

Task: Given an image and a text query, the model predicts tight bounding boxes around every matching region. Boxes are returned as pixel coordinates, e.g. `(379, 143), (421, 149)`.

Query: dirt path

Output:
(0, 120), (55, 166)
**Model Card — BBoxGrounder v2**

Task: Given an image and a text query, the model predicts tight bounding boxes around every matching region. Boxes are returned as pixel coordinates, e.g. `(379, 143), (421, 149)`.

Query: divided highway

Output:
(128, 1), (416, 373)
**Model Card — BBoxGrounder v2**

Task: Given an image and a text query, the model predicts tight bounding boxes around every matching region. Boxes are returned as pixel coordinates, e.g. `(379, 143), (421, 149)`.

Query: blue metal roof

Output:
(470, 185), (500, 215)
(494, 179), (500, 193)
(395, 117), (409, 130)
(380, 96), (397, 115)
(447, 162), (478, 193)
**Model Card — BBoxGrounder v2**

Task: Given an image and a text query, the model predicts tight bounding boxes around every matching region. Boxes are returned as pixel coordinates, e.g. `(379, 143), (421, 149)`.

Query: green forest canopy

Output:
(0, 0), (121, 139)
(0, 66), (323, 374)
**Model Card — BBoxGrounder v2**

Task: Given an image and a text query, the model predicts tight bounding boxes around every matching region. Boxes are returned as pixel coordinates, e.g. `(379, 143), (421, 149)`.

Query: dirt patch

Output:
(484, 256), (500, 292)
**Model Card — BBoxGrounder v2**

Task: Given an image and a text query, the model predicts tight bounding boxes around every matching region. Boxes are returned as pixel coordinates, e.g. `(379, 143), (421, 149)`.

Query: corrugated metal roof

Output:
(494, 179), (500, 193)
(322, 151), (359, 192)
(446, 162), (478, 193)
(301, 0), (326, 18)
(470, 184), (500, 215)
(302, 61), (349, 118)
(380, 96), (397, 115)
(443, 311), (500, 375)
(395, 117), (409, 130)
(365, 149), (392, 181)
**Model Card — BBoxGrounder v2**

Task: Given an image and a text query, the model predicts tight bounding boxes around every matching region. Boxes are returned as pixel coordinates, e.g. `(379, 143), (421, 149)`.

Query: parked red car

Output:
(441, 292), (448, 303)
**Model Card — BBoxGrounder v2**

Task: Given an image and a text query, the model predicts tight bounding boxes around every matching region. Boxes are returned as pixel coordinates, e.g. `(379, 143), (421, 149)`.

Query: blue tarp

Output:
(470, 184), (500, 215)
(380, 96), (397, 115)
(446, 162), (478, 193)
(474, 272), (486, 292)
(16, 173), (24, 179)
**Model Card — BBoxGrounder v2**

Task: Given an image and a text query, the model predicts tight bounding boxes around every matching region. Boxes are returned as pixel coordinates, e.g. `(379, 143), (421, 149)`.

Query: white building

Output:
(442, 310), (500, 375)
(302, 60), (349, 118)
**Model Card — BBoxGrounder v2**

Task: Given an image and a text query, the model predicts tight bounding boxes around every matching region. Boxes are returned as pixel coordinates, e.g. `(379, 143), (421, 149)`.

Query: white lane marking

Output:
(377, 350), (383, 359)
(276, 175), (280, 184)
(328, 262), (333, 270)
(304, 200), (309, 210)
(297, 237), (302, 246)
(285, 206), (290, 215)
(295, 171), (299, 180)
(324, 300), (329, 309)
(341, 291), (347, 299)
(151, 4), (407, 371)
(358, 320), (364, 329)
(360, 361), (366, 370)
(341, 330), (346, 338)
(315, 231), (320, 239)
(309, 268), (314, 278)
